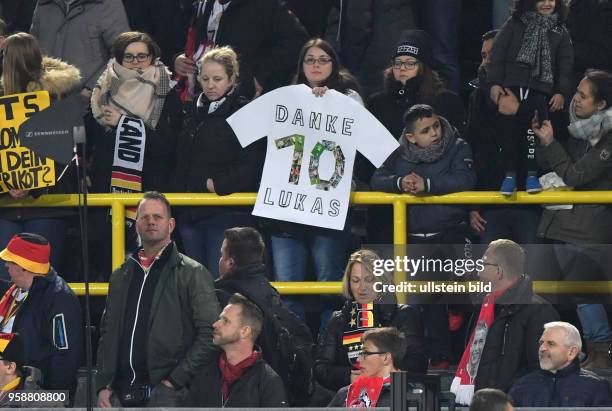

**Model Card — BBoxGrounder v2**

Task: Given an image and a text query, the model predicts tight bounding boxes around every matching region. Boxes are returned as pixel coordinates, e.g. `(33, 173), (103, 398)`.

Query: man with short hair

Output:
(96, 191), (220, 407)
(509, 321), (612, 407)
(470, 388), (513, 411)
(329, 327), (406, 408)
(186, 293), (287, 407)
(0, 233), (82, 395)
(451, 239), (559, 405)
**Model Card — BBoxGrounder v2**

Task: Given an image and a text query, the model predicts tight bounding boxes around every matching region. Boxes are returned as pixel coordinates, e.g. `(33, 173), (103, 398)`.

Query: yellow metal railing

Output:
(2, 191), (612, 296)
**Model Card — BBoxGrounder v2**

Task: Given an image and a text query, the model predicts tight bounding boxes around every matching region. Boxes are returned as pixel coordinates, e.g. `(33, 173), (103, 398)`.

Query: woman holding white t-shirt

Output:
(265, 38), (364, 330)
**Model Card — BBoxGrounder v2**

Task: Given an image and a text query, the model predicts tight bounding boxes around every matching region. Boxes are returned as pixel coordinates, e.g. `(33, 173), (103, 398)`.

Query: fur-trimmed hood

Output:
(26, 57), (81, 98)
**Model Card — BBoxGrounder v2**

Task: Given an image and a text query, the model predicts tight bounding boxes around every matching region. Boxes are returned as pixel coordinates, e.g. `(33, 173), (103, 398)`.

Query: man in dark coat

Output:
(186, 293), (287, 407)
(509, 321), (612, 407)
(173, 0), (308, 99)
(451, 239), (559, 405)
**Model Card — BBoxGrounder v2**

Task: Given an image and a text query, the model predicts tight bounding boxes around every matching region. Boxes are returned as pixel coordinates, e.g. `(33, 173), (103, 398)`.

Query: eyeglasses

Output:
(123, 53), (151, 63)
(304, 57), (332, 66)
(359, 350), (388, 357)
(392, 60), (419, 70)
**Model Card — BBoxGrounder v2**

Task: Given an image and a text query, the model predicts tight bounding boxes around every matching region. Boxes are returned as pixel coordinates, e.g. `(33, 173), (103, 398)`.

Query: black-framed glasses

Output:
(359, 350), (388, 357)
(123, 53), (151, 63)
(392, 60), (419, 70)
(304, 57), (332, 66)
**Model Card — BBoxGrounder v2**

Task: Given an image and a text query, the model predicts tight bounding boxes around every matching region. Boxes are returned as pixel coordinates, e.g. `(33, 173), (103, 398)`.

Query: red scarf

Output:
(346, 375), (390, 408)
(218, 350), (260, 402)
(451, 287), (508, 405)
(0, 285), (22, 330)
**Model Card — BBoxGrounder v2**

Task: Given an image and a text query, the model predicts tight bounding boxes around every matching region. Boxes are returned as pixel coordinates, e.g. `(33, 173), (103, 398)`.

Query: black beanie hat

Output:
(0, 333), (25, 368)
(393, 29), (434, 68)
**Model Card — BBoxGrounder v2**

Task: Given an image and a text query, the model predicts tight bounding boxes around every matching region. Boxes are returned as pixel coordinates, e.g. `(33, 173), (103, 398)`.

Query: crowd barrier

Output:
(2, 191), (612, 298)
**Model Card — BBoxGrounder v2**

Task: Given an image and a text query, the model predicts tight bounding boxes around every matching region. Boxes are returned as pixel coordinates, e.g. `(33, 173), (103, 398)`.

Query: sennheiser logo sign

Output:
(397, 45), (419, 55)
(30, 130), (70, 137)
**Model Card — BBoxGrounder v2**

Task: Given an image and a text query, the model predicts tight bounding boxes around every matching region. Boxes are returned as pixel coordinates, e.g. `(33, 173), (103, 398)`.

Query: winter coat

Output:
(121, 0), (191, 67)
(467, 275), (560, 392)
(185, 353), (288, 407)
(367, 77), (467, 140)
(192, 0), (308, 98)
(566, 0), (612, 79)
(9, 269), (82, 392)
(371, 128), (475, 234)
(0, 57), (81, 221)
(537, 131), (612, 244)
(0, 0), (37, 33)
(509, 359), (612, 407)
(96, 242), (220, 391)
(30, 0), (130, 89)
(325, 0), (417, 96)
(90, 88), (183, 194)
(174, 91), (265, 222)
(314, 301), (427, 392)
(487, 16), (574, 97)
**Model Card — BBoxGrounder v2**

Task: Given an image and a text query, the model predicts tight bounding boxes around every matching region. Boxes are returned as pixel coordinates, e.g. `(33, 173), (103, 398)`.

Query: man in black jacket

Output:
(186, 293), (287, 407)
(509, 321), (612, 407)
(0, 233), (82, 397)
(451, 239), (559, 404)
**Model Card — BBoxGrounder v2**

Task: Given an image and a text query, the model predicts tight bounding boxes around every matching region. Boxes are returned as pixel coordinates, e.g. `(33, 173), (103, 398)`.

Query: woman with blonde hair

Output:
(313, 249), (427, 392)
(0, 32), (81, 281)
(173, 46), (265, 277)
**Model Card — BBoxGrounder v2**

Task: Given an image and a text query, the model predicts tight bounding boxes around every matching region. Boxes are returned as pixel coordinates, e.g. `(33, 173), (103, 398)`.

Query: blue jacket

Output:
(12, 268), (82, 392)
(509, 359), (612, 407)
(371, 121), (475, 234)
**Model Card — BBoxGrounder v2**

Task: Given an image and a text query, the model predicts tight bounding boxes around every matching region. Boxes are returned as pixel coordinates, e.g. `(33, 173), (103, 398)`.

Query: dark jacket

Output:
(367, 77), (467, 140)
(328, 380), (391, 407)
(467, 275), (560, 392)
(537, 131), (612, 244)
(31, 0), (130, 89)
(509, 359), (612, 407)
(566, 0), (612, 79)
(96, 243), (220, 391)
(325, 0), (417, 95)
(185, 352), (288, 407)
(90, 88), (183, 194)
(371, 126), (476, 234)
(11, 269), (82, 392)
(174, 91), (265, 222)
(314, 301), (427, 391)
(193, 0), (308, 98)
(487, 16), (574, 97)
(0, 57), (81, 221)
(0, 0), (37, 33)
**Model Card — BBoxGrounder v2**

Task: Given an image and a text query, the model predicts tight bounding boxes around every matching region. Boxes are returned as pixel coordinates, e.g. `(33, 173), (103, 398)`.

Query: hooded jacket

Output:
(31, 0), (130, 89)
(0, 57), (81, 221)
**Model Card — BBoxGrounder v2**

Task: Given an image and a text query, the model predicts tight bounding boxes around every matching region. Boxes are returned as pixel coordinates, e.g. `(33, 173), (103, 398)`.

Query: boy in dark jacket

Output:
(371, 104), (475, 367)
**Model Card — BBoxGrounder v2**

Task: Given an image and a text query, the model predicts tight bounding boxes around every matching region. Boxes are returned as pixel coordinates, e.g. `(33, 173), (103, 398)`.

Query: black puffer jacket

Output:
(509, 359), (612, 407)
(90, 88), (183, 194)
(487, 16), (574, 97)
(325, 0), (417, 95)
(467, 275), (559, 392)
(174, 90), (265, 222)
(185, 353), (288, 407)
(314, 300), (427, 391)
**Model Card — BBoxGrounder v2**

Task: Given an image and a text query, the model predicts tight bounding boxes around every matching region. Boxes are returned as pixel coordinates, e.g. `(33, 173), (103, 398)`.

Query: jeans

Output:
(554, 243), (612, 342)
(479, 206), (542, 245)
(0, 218), (67, 283)
(414, 0), (462, 93)
(178, 212), (253, 278)
(271, 226), (349, 330)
